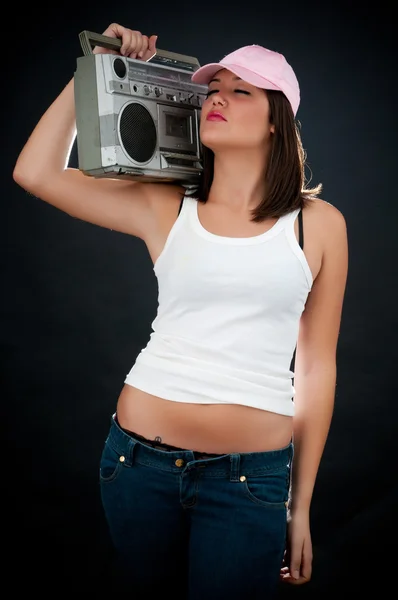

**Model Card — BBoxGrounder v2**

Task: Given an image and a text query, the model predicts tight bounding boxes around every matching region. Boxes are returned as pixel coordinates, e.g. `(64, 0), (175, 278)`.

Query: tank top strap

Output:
(178, 195), (198, 218)
(177, 196), (184, 216)
(282, 207), (304, 251)
(179, 194), (195, 207)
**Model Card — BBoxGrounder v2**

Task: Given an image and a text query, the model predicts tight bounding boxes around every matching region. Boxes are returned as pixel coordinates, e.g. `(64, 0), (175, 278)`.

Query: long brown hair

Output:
(187, 90), (322, 222)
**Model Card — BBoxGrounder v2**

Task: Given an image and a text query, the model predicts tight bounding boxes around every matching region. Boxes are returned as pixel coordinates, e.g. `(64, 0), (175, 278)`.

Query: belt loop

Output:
(290, 437), (294, 466)
(127, 438), (137, 466)
(230, 453), (241, 482)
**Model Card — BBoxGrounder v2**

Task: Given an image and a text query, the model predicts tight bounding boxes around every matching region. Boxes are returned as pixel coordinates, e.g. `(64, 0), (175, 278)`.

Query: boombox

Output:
(74, 31), (208, 184)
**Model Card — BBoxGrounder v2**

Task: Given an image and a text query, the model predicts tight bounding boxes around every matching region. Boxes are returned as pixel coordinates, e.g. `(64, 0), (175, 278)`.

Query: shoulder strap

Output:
(298, 209), (304, 250)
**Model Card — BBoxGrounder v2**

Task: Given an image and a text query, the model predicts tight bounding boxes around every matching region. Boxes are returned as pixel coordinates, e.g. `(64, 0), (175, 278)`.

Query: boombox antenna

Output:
(79, 31), (201, 72)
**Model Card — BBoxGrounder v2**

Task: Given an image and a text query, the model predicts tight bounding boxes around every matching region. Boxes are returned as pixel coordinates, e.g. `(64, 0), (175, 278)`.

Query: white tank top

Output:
(125, 195), (313, 416)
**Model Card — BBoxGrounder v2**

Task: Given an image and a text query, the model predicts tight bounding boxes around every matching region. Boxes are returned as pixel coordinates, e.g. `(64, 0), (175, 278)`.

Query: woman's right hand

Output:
(13, 20), (181, 242)
(93, 23), (158, 61)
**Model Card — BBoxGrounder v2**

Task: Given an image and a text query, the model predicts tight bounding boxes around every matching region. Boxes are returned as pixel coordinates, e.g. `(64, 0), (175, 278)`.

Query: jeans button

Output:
(175, 459), (185, 467)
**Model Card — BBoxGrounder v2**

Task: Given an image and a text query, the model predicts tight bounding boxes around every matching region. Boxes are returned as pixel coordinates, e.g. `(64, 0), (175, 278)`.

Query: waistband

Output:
(106, 414), (293, 479)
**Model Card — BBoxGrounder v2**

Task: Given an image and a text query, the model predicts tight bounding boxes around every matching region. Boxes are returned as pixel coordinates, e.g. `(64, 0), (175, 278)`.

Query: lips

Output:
(206, 111), (227, 121)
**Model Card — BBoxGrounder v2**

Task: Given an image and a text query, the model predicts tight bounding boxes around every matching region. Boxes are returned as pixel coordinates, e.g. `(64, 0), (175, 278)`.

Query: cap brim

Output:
(191, 62), (281, 93)
(191, 63), (225, 84)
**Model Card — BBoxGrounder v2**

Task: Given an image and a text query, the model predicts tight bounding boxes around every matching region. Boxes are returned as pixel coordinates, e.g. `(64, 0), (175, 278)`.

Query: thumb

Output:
(289, 543), (302, 580)
(148, 34), (158, 53)
(290, 559), (301, 580)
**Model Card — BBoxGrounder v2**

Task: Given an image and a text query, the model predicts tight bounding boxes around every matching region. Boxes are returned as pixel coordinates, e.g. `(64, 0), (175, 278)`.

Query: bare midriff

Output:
(116, 384), (293, 453)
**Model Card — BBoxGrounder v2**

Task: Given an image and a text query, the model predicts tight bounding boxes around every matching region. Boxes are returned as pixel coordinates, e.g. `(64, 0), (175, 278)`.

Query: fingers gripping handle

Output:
(78, 30), (201, 71)
(79, 31), (124, 54)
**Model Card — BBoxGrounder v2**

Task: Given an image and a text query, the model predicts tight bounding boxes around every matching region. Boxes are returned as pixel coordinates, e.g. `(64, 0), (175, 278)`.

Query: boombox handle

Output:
(78, 31), (201, 72)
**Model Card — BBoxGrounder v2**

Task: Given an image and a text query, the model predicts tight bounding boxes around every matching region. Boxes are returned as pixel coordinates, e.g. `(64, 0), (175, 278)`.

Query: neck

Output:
(208, 148), (269, 212)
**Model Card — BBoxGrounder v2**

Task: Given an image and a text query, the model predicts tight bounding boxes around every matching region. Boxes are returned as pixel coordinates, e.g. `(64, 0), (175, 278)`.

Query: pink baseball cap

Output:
(191, 44), (300, 116)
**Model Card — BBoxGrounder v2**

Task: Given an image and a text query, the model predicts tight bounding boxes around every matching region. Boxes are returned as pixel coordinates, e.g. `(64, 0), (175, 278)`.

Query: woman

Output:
(13, 22), (349, 599)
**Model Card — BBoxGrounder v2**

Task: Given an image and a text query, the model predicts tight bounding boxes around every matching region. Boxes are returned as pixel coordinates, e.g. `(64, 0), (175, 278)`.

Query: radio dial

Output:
(143, 85), (151, 95)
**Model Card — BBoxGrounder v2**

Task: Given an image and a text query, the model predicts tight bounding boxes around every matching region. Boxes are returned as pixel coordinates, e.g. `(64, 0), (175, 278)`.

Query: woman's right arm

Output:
(12, 24), (183, 241)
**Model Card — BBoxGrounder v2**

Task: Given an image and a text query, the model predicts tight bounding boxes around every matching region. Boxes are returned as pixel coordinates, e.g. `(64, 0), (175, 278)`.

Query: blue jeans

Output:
(99, 415), (293, 599)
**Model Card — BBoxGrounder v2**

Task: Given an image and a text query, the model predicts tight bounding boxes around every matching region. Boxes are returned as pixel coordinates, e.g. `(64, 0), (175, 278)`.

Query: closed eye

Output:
(206, 89), (251, 98)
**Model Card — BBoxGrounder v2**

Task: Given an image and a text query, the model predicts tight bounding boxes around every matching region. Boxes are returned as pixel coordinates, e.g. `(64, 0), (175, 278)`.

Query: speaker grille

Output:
(119, 103), (157, 163)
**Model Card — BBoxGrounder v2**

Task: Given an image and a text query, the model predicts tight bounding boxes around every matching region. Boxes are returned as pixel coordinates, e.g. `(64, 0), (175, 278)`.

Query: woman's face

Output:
(199, 68), (275, 152)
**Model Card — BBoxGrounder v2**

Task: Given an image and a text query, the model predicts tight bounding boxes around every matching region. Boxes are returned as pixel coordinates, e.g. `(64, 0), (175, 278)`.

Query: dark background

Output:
(3, 1), (396, 596)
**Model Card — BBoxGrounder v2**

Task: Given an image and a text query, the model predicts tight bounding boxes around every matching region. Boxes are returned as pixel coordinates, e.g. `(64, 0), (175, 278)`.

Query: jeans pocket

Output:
(241, 466), (289, 509)
(99, 439), (125, 483)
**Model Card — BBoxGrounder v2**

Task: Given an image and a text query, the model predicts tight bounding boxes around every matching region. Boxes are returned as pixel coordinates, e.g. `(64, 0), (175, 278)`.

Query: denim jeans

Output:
(99, 415), (293, 599)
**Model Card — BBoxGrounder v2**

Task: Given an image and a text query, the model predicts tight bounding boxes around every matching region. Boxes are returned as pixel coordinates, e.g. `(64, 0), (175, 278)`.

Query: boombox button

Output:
(143, 85), (151, 95)
(154, 87), (162, 97)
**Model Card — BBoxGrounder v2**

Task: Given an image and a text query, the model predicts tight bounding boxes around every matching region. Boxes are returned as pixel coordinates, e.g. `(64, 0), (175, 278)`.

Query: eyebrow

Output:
(208, 76), (243, 85)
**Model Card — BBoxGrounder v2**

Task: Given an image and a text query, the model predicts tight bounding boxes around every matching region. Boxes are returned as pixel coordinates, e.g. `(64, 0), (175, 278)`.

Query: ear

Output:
(270, 124), (275, 134)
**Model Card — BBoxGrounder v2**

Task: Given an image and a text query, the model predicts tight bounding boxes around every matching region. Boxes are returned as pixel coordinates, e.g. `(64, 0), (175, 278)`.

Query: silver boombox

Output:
(74, 31), (208, 184)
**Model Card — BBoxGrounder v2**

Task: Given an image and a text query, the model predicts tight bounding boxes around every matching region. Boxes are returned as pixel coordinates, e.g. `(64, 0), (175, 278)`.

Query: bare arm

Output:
(12, 24), (183, 240)
(280, 202), (348, 583)
(291, 201), (349, 512)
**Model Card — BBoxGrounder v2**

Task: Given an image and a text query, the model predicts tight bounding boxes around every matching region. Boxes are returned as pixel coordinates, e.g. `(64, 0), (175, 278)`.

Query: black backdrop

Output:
(3, 2), (396, 596)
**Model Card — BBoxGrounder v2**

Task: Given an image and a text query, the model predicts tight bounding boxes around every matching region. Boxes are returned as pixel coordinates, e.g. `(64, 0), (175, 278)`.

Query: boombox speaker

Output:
(74, 31), (208, 185)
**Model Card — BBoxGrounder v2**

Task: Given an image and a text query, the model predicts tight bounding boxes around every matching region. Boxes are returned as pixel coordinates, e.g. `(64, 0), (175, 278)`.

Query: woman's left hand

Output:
(280, 507), (313, 585)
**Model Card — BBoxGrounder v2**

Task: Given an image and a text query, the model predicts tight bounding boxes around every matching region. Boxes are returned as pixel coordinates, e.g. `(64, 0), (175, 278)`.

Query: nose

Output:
(211, 93), (226, 107)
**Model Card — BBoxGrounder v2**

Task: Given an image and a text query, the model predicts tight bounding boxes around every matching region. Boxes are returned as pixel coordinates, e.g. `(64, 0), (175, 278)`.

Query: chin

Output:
(200, 125), (262, 152)
(200, 130), (232, 152)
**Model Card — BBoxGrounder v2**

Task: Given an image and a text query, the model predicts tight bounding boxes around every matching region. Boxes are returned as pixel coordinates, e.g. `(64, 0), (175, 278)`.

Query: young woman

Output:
(13, 22), (348, 599)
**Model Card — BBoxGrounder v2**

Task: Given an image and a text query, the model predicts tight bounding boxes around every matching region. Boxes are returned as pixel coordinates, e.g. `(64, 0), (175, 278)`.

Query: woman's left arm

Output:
(292, 202), (349, 511)
(283, 201), (349, 584)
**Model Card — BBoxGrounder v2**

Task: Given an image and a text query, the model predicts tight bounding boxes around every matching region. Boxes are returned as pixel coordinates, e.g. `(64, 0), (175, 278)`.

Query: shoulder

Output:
(301, 199), (348, 283)
(303, 198), (347, 240)
(309, 199), (348, 280)
(143, 182), (188, 242)
(142, 182), (186, 204)
(142, 181), (185, 219)
(309, 197), (346, 223)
